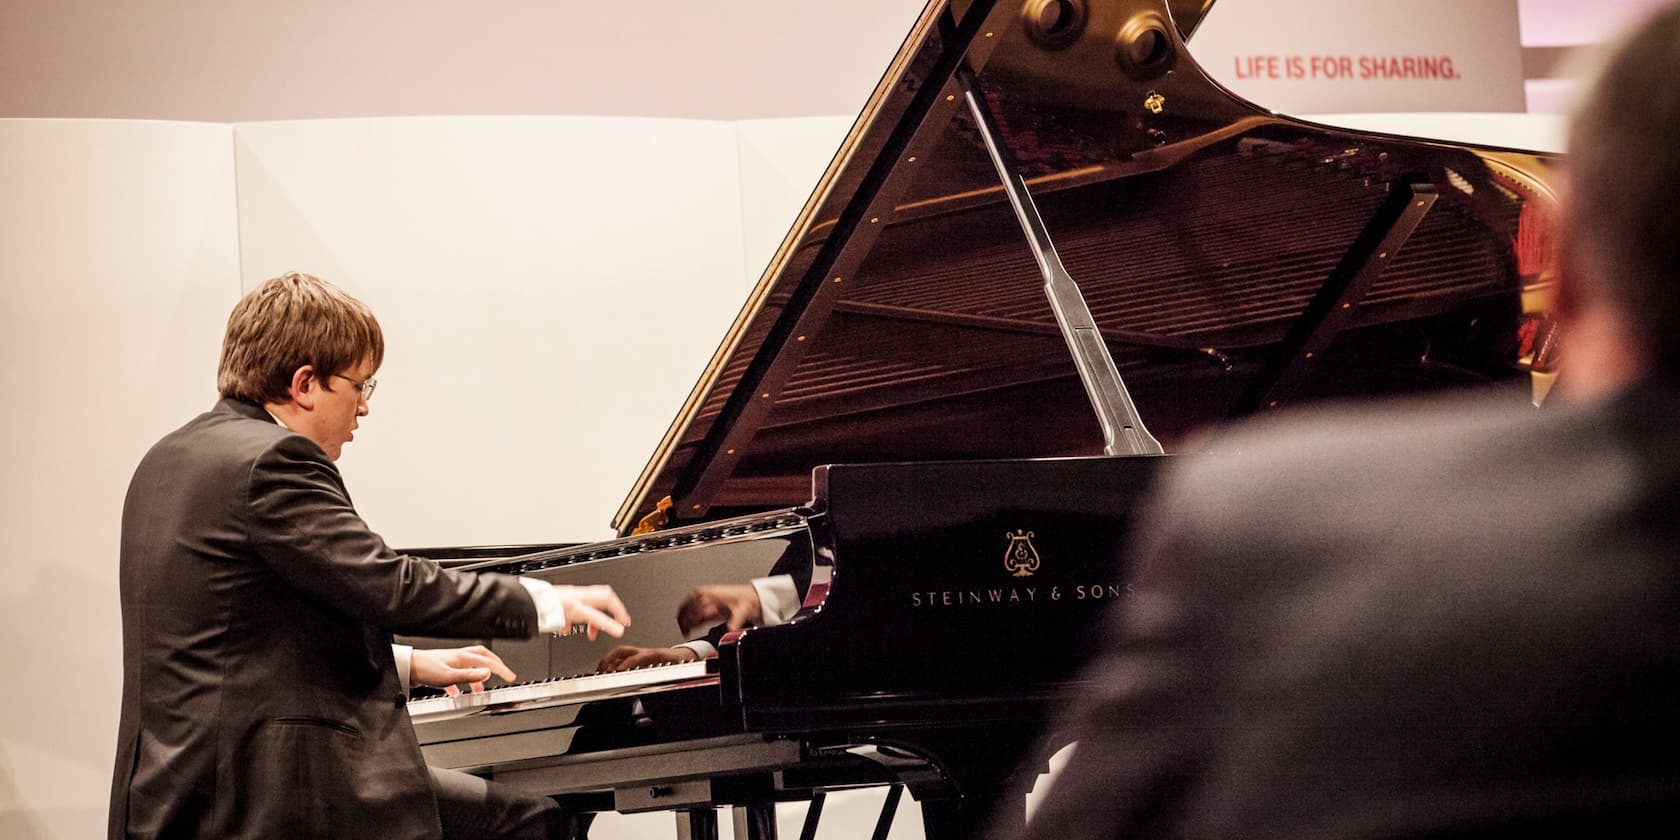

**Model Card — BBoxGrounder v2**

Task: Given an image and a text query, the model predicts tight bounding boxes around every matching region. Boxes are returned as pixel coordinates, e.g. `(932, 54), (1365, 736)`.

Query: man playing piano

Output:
(1012, 6), (1680, 838)
(109, 271), (631, 840)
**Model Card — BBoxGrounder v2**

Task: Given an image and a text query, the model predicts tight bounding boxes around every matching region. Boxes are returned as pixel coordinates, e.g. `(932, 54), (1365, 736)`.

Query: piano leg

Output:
(920, 793), (1022, 840)
(919, 796), (957, 840)
(895, 727), (1036, 840)
(871, 784), (904, 840)
(797, 792), (826, 840)
(676, 808), (718, 840)
(731, 802), (778, 840)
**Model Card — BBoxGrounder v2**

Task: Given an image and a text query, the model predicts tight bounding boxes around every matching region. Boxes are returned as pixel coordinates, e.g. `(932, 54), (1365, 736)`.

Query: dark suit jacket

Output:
(110, 398), (540, 840)
(1017, 381), (1680, 839)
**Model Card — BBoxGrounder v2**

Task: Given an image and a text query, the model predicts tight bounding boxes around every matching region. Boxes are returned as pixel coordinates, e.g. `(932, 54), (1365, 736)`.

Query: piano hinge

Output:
(632, 496), (674, 535)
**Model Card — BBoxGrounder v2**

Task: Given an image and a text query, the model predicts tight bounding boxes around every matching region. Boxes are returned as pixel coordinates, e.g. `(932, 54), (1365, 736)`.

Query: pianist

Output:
(1010, 7), (1680, 838)
(109, 271), (631, 840)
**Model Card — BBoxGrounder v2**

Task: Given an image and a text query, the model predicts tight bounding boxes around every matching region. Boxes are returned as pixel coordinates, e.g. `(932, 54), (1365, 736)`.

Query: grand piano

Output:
(405, 1), (1563, 837)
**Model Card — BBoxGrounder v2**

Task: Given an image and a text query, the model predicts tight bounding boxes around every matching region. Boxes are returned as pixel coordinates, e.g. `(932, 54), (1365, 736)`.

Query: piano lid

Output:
(613, 0), (1562, 534)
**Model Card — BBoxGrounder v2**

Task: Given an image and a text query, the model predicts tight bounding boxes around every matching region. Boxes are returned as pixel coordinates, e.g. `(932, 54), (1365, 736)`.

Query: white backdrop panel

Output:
(1299, 112), (1567, 153)
(233, 117), (754, 547)
(734, 116), (856, 282)
(0, 118), (240, 839)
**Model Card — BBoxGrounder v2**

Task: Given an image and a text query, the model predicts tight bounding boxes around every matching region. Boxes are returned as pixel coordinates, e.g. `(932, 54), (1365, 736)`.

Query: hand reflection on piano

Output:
(676, 583), (764, 636)
(597, 571), (800, 673)
(596, 643), (700, 673)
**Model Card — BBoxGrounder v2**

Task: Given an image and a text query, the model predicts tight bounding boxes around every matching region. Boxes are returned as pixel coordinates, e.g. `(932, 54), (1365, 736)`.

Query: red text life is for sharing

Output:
(1233, 54), (1462, 81)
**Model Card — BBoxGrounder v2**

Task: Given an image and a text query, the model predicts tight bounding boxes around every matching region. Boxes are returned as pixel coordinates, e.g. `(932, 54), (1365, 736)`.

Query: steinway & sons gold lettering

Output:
(910, 582), (1133, 607)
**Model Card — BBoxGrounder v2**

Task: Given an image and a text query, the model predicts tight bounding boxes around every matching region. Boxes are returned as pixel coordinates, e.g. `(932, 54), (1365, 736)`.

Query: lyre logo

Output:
(1003, 529), (1041, 578)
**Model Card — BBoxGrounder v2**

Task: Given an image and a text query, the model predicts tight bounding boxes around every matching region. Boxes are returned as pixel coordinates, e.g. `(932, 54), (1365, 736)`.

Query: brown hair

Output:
(217, 271), (384, 404)
(1565, 4), (1680, 358)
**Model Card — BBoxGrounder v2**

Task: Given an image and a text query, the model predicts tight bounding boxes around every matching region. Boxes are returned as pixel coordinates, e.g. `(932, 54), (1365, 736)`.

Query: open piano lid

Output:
(614, 0), (1561, 534)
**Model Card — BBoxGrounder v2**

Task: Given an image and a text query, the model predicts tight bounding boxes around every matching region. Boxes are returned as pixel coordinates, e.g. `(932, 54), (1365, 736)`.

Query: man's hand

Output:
(556, 584), (633, 641)
(597, 645), (700, 673)
(411, 645), (516, 697)
(676, 583), (763, 636)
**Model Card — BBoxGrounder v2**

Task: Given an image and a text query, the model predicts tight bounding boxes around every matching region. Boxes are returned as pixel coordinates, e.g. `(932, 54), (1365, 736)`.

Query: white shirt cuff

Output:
(751, 574), (800, 626)
(517, 577), (569, 634)
(392, 643), (413, 691)
(676, 640), (716, 659)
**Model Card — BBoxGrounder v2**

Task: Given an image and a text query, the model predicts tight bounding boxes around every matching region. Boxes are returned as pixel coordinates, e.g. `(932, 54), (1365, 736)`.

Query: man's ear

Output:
(288, 365), (318, 411)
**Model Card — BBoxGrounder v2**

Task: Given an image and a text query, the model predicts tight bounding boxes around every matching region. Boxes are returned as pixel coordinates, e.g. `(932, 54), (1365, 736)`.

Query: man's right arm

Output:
(246, 434), (620, 639)
(517, 577), (629, 639)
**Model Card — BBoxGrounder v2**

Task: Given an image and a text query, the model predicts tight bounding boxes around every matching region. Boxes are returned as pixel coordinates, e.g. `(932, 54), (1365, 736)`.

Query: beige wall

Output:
(234, 116), (754, 545)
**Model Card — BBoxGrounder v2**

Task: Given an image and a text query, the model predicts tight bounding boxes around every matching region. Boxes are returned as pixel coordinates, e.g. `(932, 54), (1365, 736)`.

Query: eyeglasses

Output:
(330, 373), (378, 401)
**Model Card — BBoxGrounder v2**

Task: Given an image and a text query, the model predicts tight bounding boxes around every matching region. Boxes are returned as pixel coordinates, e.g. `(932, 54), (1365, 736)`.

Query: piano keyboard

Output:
(407, 660), (713, 724)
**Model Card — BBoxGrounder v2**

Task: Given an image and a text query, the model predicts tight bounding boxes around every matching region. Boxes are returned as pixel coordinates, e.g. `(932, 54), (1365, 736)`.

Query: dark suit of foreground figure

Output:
(1015, 6), (1680, 838)
(1018, 385), (1680, 838)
